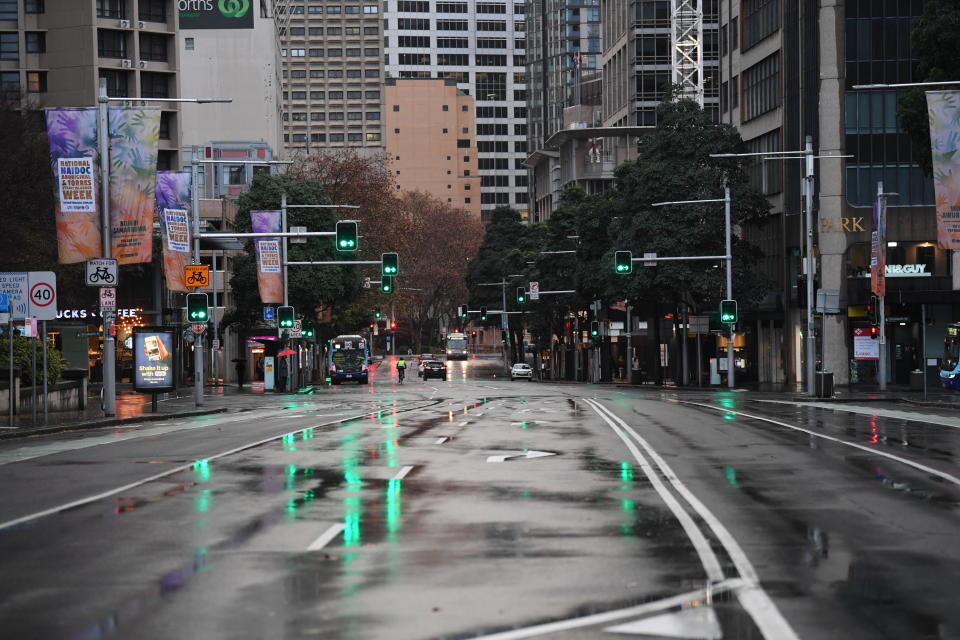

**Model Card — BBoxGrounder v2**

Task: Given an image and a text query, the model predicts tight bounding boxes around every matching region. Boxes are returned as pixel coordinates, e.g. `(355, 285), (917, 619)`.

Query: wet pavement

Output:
(0, 356), (957, 639)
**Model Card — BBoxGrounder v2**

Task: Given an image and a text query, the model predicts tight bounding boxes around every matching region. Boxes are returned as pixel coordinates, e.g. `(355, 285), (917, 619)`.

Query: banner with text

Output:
(870, 197), (886, 297)
(109, 107), (161, 264)
(133, 328), (176, 392)
(156, 171), (193, 292)
(44, 107), (101, 264)
(928, 91), (960, 249)
(251, 210), (283, 303)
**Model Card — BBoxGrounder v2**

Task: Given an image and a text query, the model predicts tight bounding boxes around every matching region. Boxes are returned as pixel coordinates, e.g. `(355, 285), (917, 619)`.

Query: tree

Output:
(896, 0), (960, 176)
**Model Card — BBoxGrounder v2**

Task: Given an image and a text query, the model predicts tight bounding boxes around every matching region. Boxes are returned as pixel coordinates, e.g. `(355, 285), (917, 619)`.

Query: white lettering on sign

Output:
(885, 264), (931, 277)
(56, 308), (140, 320)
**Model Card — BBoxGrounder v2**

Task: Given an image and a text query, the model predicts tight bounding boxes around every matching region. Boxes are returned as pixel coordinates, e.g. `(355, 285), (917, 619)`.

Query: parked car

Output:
(510, 363), (533, 381)
(422, 360), (447, 381)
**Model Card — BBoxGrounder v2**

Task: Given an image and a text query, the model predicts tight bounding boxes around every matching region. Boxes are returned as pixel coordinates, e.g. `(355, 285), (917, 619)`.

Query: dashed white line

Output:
(307, 523), (345, 551)
(434, 436), (449, 445)
(457, 421), (469, 426)
(393, 465), (414, 480)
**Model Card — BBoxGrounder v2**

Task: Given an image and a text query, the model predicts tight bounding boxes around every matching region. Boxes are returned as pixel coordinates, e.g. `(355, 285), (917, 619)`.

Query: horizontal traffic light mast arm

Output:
(199, 231), (335, 238)
(285, 204), (360, 208)
(539, 250), (577, 254)
(526, 289), (576, 294)
(286, 260), (384, 265)
(633, 255), (730, 262)
(465, 309), (524, 315)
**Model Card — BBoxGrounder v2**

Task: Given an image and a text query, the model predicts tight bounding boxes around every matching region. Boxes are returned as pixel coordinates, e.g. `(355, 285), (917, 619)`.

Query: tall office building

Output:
(276, 1), (386, 155)
(383, 0), (529, 222)
(1, 0), (182, 168)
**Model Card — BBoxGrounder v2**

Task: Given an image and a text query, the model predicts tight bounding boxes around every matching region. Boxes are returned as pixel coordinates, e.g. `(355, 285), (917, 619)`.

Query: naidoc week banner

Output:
(251, 210), (284, 303)
(928, 91), (960, 250)
(44, 107), (101, 264)
(156, 171), (193, 292)
(108, 107), (161, 264)
(870, 197), (886, 297)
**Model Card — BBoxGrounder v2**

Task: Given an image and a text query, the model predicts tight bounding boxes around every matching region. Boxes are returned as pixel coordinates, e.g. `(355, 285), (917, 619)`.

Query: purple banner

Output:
(251, 210), (283, 303)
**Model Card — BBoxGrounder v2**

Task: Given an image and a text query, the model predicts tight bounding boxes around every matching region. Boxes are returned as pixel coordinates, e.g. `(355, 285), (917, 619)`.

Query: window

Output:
(364, 48), (378, 56)
(26, 71), (46, 93)
(184, 37), (194, 50)
(399, 53), (430, 65)
(481, 192), (510, 204)
(746, 129), (782, 195)
(329, 112), (345, 120)
(477, 141), (508, 152)
(1, 71), (19, 96)
(514, 175), (527, 187)
(476, 54), (506, 66)
(481, 175), (508, 187)
(309, 48), (323, 56)
(311, 133), (326, 142)
(476, 3), (506, 13)
(328, 69), (343, 78)
(366, 111), (380, 120)
(292, 70), (307, 78)
(25, 32), (45, 53)
(363, 5), (378, 13)
(310, 69), (325, 78)
(158, 111), (171, 140)
(311, 112), (326, 120)
(99, 70), (128, 97)
(366, 132), (381, 141)
(292, 112), (308, 121)
(476, 72), (506, 100)
(347, 111), (362, 120)
(364, 26), (379, 34)
(365, 90), (380, 99)
(346, 47), (361, 56)
(478, 158), (508, 170)
(477, 106), (507, 118)
(289, 49), (306, 57)
(514, 192), (528, 204)
(330, 133), (345, 142)
(438, 37), (469, 48)
(392, 104), (399, 111)
(345, 6), (360, 14)
(845, 90), (900, 134)
(96, 0), (125, 19)
(478, 123), (507, 135)
(308, 5), (323, 13)
(137, 0), (167, 22)
(289, 27), (305, 36)
(292, 133), (308, 142)
(329, 90), (344, 98)
(327, 27), (342, 35)
(397, 18), (430, 29)
(742, 0), (779, 51)
(457, 139), (471, 148)
(513, 89), (526, 101)
(309, 27), (323, 35)
(97, 30), (126, 59)
(140, 72), (169, 98)
(742, 52), (779, 121)
(442, 105), (449, 111)
(0, 33), (17, 61)
(514, 123), (526, 136)
(139, 33), (168, 62)
(327, 5), (341, 13)
(437, 53), (469, 66)
(437, 70), (468, 82)
(442, 128), (448, 133)
(365, 68), (380, 77)
(513, 106), (526, 118)
(327, 48), (342, 56)
(291, 91), (307, 100)
(436, 20), (468, 30)
(436, 2), (467, 12)
(397, 1), (429, 11)
(346, 69), (361, 77)
(25, 0), (45, 14)
(398, 35), (430, 47)
(347, 90), (362, 99)
(476, 21), (507, 32)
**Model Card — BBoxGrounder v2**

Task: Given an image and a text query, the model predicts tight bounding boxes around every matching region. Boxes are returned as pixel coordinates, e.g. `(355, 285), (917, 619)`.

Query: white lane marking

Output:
(457, 421), (469, 426)
(585, 399), (799, 640)
(0, 400), (435, 532)
(435, 436), (449, 445)
(393, 465), (414, 480)
(486, 450), (556, 463)
(582, 400), (723, 582)
(307, 523), (345, 551)
(756, 399), (960, 429)
(683, 401), (960, 488)
(471, 579), (745, 640)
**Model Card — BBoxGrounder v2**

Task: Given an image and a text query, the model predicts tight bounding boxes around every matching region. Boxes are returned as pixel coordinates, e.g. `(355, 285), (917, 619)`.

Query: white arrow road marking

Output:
(435, 436), (449, 445)
(307, 523), (345, 551)
(486, 450), (556, 463)
(604, 606), (722, 638)
(392, 465), (414, 480)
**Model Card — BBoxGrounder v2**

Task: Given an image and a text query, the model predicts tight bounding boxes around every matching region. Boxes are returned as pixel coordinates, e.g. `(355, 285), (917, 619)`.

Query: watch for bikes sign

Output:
(86, 259), (117, 287)
(178, 0), (254, 29)
(184, 264), (210, 288)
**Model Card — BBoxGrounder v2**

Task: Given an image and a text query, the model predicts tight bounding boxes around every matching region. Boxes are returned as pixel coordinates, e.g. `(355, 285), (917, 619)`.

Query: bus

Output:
(940, 323), (960, 389)
(445, 332), (469, 360)
(328, 334), (369, 384)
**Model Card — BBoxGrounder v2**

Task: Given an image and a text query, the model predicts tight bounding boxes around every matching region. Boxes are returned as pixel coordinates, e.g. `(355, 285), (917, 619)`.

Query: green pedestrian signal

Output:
(381, 275), (394, 293)
(375, 310), (381, 318)
(590, 320), (600, 337)
(614, 250), (633, 274)
(501, 330), (508, 343)
(278, 305), (295, 328)
(516, 287), (526, 304)
(480, 306), (487, 322)
(336, 220), (358, 252)
(720, 299), (738, 324)
(381, 252), (399, 276)
(187, 293), (209, 322)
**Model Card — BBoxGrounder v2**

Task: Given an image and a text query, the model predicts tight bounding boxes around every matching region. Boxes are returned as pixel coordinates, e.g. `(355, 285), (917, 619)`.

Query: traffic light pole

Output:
(190, 147), (204, 406)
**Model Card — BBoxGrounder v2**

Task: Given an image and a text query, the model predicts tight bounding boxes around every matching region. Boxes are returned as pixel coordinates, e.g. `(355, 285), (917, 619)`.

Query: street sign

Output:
(363, 276), (371, 289)
(290, 319), (303, 338)
(85, 259), (117, 287)
(688, 315), (710, 335)
(263, 306), (275, 321)
(212, 338), (221, 350)
(290, 225), (307, 244)
(184, 264), (210, 288)
(192, 322), (206, 334)
(643, 252), (657, 267)
(0, 272), (58, 320)
(0, 293), (8, 312)
(529, 281), (540, 301)
(99, 287), (117, 309)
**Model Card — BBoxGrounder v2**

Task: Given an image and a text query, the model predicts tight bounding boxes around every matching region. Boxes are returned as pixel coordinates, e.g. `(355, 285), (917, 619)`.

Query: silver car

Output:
(510, 363), (533, 381)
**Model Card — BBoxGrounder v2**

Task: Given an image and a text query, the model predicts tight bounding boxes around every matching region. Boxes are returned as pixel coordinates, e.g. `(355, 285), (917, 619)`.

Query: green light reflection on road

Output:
(724, 466), (740, 488)
(192, 459), (211, 482)
(194, 488), (211, 513)
(619, 462), (636, 536)
(282, 433), (297, 451)
(386, 478), (402, 538)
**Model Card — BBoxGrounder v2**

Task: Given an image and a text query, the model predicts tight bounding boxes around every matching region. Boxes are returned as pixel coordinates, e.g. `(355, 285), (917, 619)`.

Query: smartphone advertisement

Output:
(133, 327), (176, 392)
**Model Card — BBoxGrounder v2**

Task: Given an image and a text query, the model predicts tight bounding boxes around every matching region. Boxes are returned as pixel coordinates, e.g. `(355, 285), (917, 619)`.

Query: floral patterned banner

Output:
(927, 91), (960, 250)
(109, 107), (161, 264)
(44, 107), (102, 264)
(251, 210), (284, 303)
(156, 171), (193, 292)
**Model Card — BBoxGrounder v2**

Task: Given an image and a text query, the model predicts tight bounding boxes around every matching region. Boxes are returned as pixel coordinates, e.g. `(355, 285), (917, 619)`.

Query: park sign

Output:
(179, 0), (254, 29)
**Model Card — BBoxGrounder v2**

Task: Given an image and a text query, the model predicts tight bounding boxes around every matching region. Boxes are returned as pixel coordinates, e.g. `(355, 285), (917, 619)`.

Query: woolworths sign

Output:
(179, 0), (254, 29)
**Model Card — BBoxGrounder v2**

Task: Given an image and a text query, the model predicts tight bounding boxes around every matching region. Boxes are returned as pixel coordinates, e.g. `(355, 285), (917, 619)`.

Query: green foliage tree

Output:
(0, 335), (64, 386)
(896, 0), (960, 176)
(224, 173), (361, 339)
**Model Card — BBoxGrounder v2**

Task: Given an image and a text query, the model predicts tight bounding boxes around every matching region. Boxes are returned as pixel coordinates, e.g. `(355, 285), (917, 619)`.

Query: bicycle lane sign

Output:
(86, 259), (117, 287)
(0, 271), (58, 320)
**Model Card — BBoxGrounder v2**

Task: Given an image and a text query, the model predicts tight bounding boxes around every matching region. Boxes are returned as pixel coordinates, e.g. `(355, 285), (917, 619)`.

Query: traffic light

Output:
(719, 299), (738, 324)
(590, 320), (600, 337)
(480, 306), (487, 322)
(391, 321), (397, 330)
(870, 325), (879, 339)
(381, 275), (394, 293)
(867, 294), (879, 325)
(186, 293), (209, 322)
(501, 330), (508, 343)
(302, 322), (315, 339)
(516, 287), (526, 304)
(457, 305), (466, 318)
(614, 250), (633, 274)
(375, 310), (381, 319)
(335, 220), (358, 252)
(278, 305), (295, 329)
(381, 252), (399, 276)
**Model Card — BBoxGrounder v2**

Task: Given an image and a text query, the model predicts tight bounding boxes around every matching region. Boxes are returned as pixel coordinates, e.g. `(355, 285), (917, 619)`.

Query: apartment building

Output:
(385, 77), (481, 218)
(0, 0), (181, 167)
(276, 0), (385, 155)
(383, 0), (529, 222)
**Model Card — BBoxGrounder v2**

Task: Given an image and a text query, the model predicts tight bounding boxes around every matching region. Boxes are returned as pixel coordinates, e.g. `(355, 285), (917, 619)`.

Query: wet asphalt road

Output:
(0, 355), (958, 640)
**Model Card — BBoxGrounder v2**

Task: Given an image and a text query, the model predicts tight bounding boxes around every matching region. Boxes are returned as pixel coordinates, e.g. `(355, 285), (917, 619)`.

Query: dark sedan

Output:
(421, 360), (447, 381)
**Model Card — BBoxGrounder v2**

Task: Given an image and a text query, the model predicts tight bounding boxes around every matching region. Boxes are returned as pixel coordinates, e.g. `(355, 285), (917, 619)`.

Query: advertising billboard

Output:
(133, 327), (176, 392)
(179, 0), (255, 29)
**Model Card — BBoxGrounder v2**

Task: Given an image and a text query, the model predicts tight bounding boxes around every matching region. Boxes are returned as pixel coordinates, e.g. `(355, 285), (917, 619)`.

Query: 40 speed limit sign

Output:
(0, 271), (57, 320)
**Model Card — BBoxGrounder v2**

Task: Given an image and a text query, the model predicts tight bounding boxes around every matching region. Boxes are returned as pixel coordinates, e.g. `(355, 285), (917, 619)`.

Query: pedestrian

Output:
(235, 360), (245, 389)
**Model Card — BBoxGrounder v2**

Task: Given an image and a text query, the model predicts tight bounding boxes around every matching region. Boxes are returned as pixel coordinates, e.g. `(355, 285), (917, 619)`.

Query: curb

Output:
(0, 407), (229, 441)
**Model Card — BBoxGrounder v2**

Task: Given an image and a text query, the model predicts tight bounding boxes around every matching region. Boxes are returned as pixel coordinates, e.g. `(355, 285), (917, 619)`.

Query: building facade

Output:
(383, 0), (529, 222)
(1, 0), (182, 168)
(385, 78), (481, 218)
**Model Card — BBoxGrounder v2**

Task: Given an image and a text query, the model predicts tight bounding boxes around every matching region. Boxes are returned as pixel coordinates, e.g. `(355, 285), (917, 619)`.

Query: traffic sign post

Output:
(99, 287), (116, 309)
(263, 306), (275, 321)
(192, 323), (206, 335)
(529, 281), (540, 301)
(290, 319), (303, 339)
(85, 259), (117, 287)
(0, 272), (58, 321)
(184, 264), (210, 288)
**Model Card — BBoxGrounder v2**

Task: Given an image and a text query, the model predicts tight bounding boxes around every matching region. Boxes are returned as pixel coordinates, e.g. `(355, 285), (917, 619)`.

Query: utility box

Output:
(816, 371), (834, 397)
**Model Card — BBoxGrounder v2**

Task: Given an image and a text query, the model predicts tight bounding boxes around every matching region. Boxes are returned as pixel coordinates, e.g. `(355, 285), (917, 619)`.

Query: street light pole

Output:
(724, 185), (734, 389)
(804, 135), (816, 397)
(98, 79), (116, 417)
(190, 146), (204, 406)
